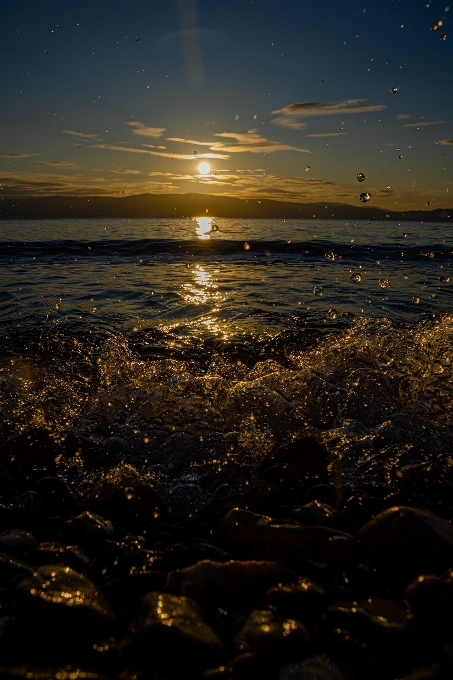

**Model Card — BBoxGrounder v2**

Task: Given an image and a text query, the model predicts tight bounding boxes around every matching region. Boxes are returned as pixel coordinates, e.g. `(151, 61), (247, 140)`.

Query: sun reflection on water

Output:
(194, 216), (213, 239)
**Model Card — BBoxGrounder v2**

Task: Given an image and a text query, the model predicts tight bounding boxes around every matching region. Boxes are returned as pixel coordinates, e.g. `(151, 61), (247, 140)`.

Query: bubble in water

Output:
(360, 192), (371, 202)
(431, 20), (443, 30)
(366, 296), (372, 305)
(313, 286), (323, 296)
(357, 172), (366, 182)
(391, 87), (398, 93)
(412, 296), (421, 304)
(327, 308), (337, 318)
(440, 275), (450, 282)
(379, 279), (391, 289)
(244, 242), (250, 250)
(325, 251), (336, 260)
(125, 487), (136, 500)
(440, 34), (447, 40)
(350, 273), (363, 282)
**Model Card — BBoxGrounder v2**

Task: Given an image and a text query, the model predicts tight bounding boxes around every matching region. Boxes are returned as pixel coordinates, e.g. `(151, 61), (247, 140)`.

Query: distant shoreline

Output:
(0, 192), (451, 221)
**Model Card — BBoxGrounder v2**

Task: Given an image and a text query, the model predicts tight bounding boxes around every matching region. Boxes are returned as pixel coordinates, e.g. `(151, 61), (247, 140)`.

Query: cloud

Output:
(37, 160), (80, 167)
(110, 169), (142, 174)
(167, 130), (312, 154)
(91, 144), (229, 159)
(306, 132), (347, 138)
(62, 130), (102, 141)
(0, 152), (39, 158)
(125, 122), (166, 137)
(271, 117), (307, 130)
(438, 139), (453, 145)
(396, 114), (411, 120)
(272, 99), (386, 120)
(403, 121), (445, 127)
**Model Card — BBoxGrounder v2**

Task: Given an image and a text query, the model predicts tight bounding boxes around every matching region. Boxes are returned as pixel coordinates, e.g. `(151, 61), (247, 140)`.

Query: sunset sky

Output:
(1, 0), (452, 210)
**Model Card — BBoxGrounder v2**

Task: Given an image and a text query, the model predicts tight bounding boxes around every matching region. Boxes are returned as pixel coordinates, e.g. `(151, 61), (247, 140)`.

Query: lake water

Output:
(1, 217), (452, 514)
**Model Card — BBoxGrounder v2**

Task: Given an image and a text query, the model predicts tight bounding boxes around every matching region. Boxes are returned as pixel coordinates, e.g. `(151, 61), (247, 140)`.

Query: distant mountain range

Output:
(0, 193), (451, 221)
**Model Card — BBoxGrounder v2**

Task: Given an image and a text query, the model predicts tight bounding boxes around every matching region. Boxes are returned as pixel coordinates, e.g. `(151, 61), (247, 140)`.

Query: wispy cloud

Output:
(396, 114), (411, 120)
(110, 169), (142, 174)
(271, 99), (386, 128)
(438, 139), (453, 145)
(37, 160), (80, 167)
(125, 122), (166, 137)
(0, 152), (39, 158)
(271, 118), (307, 130)
(92, 143), (228, 159)
(168, 130), (312, 154)
(403, 121), (445, 127)
(306, 132), (347, 138)
(62, 130), (102, 141)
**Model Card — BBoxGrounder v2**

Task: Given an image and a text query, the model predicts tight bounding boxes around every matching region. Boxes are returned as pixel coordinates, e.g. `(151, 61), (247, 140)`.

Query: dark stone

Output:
(339, 493), (383, 533)
(269, 435), (329, 478)
(329, 596), (410, 648)
(302, 484), (349, 508)
(0, 530), (37, 557)
(260, 465), (298, 493)
(266, 579), (327, 623)
(0, 552), (33, 581)
(290, 501), (337, 527)
(62, 512), (114, 544)
(396, 664), (449, 680)
(16, 564), (116, 635)
(218, 508), (272, 555)
(0, 668), (110, 680)
(233, 609), (312, 665)
(356, 506), (453, 578)
(34, 477), (76, 511)
(263, 524), (358, 567)
(405, 573), (453, 631)
(99, 571), (165, 620)
(0, 428), (59, 479)
(10, 491), (44, 529)
(33, 542), (93, 572)
(278, 655), (346, 680)
(121, 591), (223, 673)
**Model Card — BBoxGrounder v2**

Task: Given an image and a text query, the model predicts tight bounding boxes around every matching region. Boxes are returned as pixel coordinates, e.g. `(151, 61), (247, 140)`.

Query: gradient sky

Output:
(1, 0), (452, 210)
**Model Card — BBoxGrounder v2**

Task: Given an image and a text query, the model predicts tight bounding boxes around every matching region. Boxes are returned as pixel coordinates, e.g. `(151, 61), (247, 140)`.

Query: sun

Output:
(198, 162), (210, 175)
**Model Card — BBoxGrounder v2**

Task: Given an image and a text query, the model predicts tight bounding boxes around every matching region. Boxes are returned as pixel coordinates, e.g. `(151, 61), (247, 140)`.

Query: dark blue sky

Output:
(1, 0), (452, 208)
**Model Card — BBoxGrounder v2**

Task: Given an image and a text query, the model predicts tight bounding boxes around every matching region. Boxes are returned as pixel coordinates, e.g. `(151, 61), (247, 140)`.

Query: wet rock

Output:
(405, 572), (453, 631)
(278, 655), (346, 680)
(302, 484), (349, 508)
(266, 579), (328, 623)
(260, 465), (298, 494)
(0, 552), (33, 581)
(329, 596), (410, 648)
(0, 530), (37, 557)
(10, 491), (44, 528)
(121, 591), (223, 673)
(396, 462), (443, 492)
(0, 669), (110, 680)
(356, 506), (453, 578)
(62, 511), (114, 545)
(0, 428), (59, 479)
(290, 501), (338, 527)
(33, 542), (93, 572)
(339, 493), (383, 533)
(268, 435), (329, 479)
(263, 524), (358, 567)
(99, 571), (165, 620)
(166, 559), (297, 603)
(396, 664), (449, 680)
(34, 477), (76, 512)
(16, 564), (116, 634)
(233, 609), (311, 665)
(218, 508), (272, 554)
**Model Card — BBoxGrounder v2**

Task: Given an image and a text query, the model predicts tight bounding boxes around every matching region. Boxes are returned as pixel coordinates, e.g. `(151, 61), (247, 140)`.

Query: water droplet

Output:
(398, 155), (403, 159)
(327, 308), (337, 318)
(366, 296), (372, 305)
(313, 286), (323, 296)
(386, 184), (391, 189)
(379, 279), (391, 289)
(92, 307), (97, 312)
(325, 251), (336, 260)
(135, 37), (141, 42)
(357, 172), (366, 182)
(125, 487), (135, 500)
(244, 242), (250, 250)
(305, 166), (310, 172)
(391, 87), (398, 93)
(445, 6), (450, 13)
(431, 20), (443, 31)
(400, 24), (405, 29)
(440, 34), (447, 40)
(193, 150), (198, 155)
(426, 1), (431, 6)
(432, 362), (445, 375)
(350, 273), (362, 282)
(403, 232), (407, 237)
(412, 296), (421, 304)
(359, 192), (371, 202)
(440, 275), (450, 282)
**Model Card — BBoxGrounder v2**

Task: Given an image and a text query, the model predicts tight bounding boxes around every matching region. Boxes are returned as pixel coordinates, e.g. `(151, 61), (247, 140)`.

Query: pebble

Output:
(62, 512), (114, 544)
(0, 669), (110, 680)
(278, 655), (346, 680)
(0, 529), (38, 557)
(263, 524), (358, 566)
(268, 435), (330, 478)
(0, 428), (59, 479)
(266, 579), (328, 622)
(290, 500), (338, 527)
(121, 591), (223, 672)
(405, 572), (453, 630)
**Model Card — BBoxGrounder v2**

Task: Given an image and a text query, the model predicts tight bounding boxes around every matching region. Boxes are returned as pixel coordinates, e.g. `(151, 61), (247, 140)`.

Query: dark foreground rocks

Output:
(2, 429), (453, 678)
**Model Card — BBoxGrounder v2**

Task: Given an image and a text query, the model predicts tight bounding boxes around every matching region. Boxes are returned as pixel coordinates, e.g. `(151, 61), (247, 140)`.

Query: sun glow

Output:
(198, 162), (210, 174)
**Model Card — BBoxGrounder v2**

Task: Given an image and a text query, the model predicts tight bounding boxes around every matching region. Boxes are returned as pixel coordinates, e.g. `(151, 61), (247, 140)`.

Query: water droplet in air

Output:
(305, 166), (310, 172)
(125, 487), (135, 500)
(386, 185), (391, 189)
(244, 242), (250, 250)
(379, 279), (391, 289)
(360, 192), (371, 202)
(440, 275), (450, 282)
(135, 37), (141, 42)
(350, 273), (363, 282)
(412, 296), (420, 304)
(432, 362), (445, 375)
(440, 34), (447, 40)
(391, 87), (398, 93)
(403, 232), (407, 237)
(327, 308), (337, 318)
(193, 150), (198, 155)
(313, 286), (323, 296)
(325, 251), (336, 260)
(211, 223), (219, 231)
(426, 1), (431, 6)
(366, 296), (372, 305)
(446, 6), (450, 13)
(399, 155), (403, 159)
(357, 172), (366, 182)
(44, 50), (48, 55)
(431, 20), (443, 31)
(92, 307), (97, 312)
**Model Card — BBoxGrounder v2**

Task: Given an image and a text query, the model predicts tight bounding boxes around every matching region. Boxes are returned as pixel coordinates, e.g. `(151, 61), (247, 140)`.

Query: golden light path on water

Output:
(194, 216), (213, 240)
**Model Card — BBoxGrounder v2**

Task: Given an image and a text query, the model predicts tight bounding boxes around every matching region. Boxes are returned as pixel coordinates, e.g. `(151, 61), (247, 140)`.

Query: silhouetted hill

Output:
(0, 193), (451, 221)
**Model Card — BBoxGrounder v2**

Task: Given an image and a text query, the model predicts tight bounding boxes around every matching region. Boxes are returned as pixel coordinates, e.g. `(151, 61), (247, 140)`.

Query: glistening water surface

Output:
(1, 217), (452, 515)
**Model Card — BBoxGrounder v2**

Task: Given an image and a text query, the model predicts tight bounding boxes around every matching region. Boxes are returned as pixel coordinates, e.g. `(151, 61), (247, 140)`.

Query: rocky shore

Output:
(1, 427), (453, 680)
